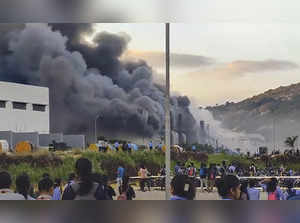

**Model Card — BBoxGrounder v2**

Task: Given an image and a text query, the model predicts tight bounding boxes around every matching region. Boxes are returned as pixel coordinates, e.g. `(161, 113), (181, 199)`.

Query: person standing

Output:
(207, 164), (217, 193)
(199, 163), (208, 192)
(248, 179), (260, 200)
(170, 175), (196, 200)
(15, 173), (35, 200)
(118, 176), (136, 200)
(62, 158), (109, 200)
(216, 175), (241, 200)
(0, 172), (25, 200)
(159, 165), (166, 191)
(114, 141), (120, 152)
(267, 178), (283, 200)
(37, 177), (54, 200)
(149, 141), (153, 151)
(139, 165), (149, 192)
(240, 181), (249, 200)
(52, 178), (62, 200)
(117, 165), (125, 189)
(175, 162), (181, 175)
(192, 145), (196, 152)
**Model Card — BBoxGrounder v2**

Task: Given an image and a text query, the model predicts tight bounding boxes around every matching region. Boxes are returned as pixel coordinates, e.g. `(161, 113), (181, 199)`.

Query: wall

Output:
(39, 133), (63, 147)
(0, 131), (13, 150)
(63, 135), (86, 149)
(0, 81), (49, 134)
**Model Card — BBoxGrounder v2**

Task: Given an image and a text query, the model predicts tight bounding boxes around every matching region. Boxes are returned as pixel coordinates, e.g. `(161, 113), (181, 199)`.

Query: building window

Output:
(0, 100), (6, 108)
(33, 104), (46, 112)
(13, 102), (27, 110)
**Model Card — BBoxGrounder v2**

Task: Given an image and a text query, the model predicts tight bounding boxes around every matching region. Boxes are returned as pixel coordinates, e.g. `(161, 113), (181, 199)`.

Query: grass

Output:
(5, 150), (298, 188)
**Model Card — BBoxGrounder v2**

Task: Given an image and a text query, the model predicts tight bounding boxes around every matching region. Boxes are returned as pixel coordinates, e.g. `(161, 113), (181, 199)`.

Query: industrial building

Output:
(0, 81), (86, 150)
(0, 81), (50, 133)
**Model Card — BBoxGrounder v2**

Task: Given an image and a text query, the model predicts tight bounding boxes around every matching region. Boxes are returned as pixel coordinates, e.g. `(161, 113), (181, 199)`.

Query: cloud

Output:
(122, 50), (214, 70)
(187, 59), (299, 81)
(172, 58), (300, 106)
(225, 59), (299, 76)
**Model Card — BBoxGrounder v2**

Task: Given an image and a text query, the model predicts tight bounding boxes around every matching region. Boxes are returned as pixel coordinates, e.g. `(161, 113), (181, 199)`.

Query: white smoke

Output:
(189, 105), (266, 153)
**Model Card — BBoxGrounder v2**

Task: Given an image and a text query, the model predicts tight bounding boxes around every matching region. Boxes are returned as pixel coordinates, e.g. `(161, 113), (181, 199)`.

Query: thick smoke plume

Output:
(0, 23), (197, 142)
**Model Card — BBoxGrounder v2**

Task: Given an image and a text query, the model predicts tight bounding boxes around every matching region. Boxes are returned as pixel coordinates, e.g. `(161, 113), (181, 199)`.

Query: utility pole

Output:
(95, 114), (102, 144)
(165, 23), (171, 200)
(273, 117), (276, 152)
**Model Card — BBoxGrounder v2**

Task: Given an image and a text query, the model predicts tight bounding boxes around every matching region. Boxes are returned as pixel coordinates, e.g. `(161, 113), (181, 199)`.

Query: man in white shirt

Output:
(0, 171), (25, 200)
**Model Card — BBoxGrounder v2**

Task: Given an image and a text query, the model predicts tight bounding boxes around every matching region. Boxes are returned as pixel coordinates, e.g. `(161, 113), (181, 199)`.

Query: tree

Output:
(284, 136), (298, 150)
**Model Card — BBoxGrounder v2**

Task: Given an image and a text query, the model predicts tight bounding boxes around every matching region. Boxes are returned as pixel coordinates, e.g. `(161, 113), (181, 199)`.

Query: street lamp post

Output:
(165, 23), (171, 200)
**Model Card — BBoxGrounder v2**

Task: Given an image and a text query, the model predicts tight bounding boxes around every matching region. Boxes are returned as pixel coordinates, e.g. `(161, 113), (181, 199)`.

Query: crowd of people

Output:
(2, 155), (300, 200)
(96, 140), (164, 153)
(0, 158), (140, 200)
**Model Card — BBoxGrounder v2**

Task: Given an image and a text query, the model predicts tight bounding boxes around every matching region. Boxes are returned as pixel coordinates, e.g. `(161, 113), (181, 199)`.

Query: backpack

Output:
(71, 182), (105, 200)
(268, 192), (277, 200)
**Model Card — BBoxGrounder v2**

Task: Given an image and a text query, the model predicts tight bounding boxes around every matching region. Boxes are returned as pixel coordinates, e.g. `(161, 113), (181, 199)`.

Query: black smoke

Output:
(0, 23), (197, 143)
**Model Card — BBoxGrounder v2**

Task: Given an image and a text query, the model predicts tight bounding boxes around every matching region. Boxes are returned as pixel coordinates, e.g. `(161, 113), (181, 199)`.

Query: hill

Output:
(207, 83), (300, 147)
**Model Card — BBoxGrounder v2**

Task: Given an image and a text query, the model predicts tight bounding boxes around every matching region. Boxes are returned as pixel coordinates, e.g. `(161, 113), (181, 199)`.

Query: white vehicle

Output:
(0, 140), (10, 153)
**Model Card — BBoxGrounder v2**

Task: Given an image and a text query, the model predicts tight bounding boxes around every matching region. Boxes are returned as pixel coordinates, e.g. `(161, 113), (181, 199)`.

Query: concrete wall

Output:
(12, 132), (39, 149)
(0, 81), (49, 134)
(0, 131), (13, 150)
(63, 135), (86, 149)
(39, 133), (63, 147)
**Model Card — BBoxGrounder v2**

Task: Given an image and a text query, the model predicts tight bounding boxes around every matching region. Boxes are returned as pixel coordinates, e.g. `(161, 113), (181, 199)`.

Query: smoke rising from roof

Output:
(0, 23), (197, 142)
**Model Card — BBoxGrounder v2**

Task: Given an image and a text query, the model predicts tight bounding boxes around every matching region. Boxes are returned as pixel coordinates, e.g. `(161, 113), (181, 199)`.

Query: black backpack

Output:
(70, 182), (109, 200)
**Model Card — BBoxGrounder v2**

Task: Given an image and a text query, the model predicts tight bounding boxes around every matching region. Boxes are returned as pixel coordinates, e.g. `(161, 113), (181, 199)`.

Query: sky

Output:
(92, 20), (300, 107)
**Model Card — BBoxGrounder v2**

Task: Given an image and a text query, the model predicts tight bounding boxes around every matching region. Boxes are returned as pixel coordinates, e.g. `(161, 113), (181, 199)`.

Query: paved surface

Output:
(133, 189), (269, 200)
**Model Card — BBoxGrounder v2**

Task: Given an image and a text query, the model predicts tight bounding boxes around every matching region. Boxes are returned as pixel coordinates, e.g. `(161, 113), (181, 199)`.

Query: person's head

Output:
(249, 179), (256, 188)
(267, 178), (278, 193)
(0, 171), (12, 189)
(54, 178), (62, 188)
(102, 175), (109, 185)
(42, 173), (50, 179)
(91, 173), (102, 184)
(38, 177), (54, 195)
(141, 164), (145, 169)
(16, 173), (31, 199)
(216, 175), (241, 200)
(68, 173), (76, 182)
(171, 175), (196, 200)
(75, 158), (93, 196)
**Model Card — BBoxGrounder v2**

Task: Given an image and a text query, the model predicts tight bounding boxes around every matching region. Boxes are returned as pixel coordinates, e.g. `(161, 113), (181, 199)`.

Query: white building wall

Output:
(0, 81), (49, 134)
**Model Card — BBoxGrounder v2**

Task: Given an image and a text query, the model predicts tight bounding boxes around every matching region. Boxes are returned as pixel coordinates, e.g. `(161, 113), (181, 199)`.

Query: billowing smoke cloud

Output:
(0, 23), (197, 142)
